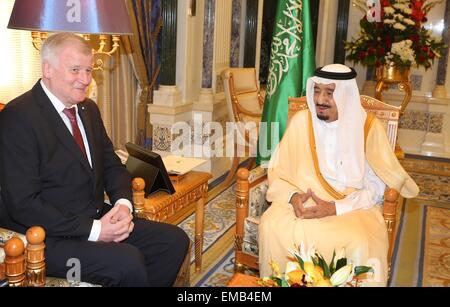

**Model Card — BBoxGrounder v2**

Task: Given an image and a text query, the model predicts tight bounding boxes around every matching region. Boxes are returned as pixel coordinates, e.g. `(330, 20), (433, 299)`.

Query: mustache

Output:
(315, 103), (331, 109)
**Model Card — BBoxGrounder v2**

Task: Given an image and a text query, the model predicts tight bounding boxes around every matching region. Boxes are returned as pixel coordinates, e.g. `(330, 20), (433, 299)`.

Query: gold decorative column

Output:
(375, 63), (412, 114)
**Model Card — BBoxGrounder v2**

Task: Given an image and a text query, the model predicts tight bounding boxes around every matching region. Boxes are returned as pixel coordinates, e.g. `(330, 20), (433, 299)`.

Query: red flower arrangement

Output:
(345, 0), (446, 69)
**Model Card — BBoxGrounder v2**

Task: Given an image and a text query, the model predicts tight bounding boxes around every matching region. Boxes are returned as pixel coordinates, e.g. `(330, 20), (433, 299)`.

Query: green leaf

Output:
(329, 250), (336, 275)
(295, 255), (305, 271)
(354, 266), (374, 276)
(281, 279), (290, 287)
(273, 277), (283, 287)
(316, 253), (331, 278)
(335, 258), (347, 271)
(312, 254), (318, 267)
(364, 54), (376, 66)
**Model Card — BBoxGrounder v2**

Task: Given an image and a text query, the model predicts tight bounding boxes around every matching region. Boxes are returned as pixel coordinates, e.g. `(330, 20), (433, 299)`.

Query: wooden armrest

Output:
(235, 168), (250, 252)
(257, 93), (264, 109)
(131, 177), (146, 217)
(383, 188), (400, 269)
(3, 226), (45, 287)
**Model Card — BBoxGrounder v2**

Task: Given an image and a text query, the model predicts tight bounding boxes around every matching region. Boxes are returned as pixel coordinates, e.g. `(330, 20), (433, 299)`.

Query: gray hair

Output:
(41, 33), (92, 66)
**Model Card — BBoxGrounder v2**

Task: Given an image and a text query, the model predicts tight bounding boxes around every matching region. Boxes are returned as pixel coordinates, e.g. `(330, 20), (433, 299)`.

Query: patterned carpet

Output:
(400, 157), (450, 203)
(387, 157), (450, 287)
(423, 205), (450, 286)
(177, 184), (235, 263)
(390, 199), (450, 287)
(195, 248), (235, 287)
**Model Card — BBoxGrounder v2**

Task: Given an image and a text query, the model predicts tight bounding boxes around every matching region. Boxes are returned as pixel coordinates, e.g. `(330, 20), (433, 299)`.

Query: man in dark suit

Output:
(0, 33), (190, 286)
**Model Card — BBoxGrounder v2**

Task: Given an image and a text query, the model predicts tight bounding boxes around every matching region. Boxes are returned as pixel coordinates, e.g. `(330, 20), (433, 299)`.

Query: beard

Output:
(317, 114), (329, 121)
(315, 103), (330, 121)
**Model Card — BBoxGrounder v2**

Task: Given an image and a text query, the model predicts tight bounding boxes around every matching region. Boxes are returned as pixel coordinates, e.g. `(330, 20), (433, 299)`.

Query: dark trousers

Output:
(45, 218), (190, 287)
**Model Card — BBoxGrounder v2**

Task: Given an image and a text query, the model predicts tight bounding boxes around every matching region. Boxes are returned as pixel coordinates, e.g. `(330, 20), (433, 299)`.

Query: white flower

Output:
(393, 3), (407, 10)
(330, 264), (353, 286)
(391, 39), (416, 64)
(403, 18), (416, 26)
(394, 13), (404, 20)
(393, 23), (406, 30)
(296, 242), (314, 263)
(285, 261), (301, 274)
(284, 261), (301, 281)
(384, 19), (395, 24)
(403, 8), (412, 14)
(384, 7), (395, 14)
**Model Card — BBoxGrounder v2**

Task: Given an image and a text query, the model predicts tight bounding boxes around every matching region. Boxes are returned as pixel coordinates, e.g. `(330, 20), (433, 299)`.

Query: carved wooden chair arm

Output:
(131, 177), (146, 218)
(235, 168), (250, 252)
(257, 93), (264, 109)
(383, 188), (400, 270)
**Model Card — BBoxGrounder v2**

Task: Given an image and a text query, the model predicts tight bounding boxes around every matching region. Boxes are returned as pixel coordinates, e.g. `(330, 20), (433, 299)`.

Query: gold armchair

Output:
(234, 95), (403, 275)
(221, 68), (264, 186)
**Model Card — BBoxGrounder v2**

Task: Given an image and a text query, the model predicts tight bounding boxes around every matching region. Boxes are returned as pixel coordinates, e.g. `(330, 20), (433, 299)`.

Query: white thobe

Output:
(314, 120), (386, 215)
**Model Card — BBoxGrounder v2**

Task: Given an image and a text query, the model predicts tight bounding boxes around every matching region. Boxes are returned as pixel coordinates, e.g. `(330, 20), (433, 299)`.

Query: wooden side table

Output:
(132, 171), (212, 272)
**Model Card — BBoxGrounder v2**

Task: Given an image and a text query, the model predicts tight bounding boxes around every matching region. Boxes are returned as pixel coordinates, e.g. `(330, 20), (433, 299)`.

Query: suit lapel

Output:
(32, 82), (94, 178)
(77, 103), (99, 186)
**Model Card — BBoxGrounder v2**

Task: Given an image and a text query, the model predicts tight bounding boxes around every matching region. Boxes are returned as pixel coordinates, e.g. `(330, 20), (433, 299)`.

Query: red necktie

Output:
(62, 108), (88, 160)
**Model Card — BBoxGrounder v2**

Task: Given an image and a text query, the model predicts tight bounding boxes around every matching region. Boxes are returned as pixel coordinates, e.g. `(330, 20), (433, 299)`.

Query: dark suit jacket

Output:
(0, 81), (132, 240)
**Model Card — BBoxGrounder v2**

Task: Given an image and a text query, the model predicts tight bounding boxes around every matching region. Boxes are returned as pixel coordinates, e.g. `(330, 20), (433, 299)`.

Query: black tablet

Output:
(125, 143), (175, 196)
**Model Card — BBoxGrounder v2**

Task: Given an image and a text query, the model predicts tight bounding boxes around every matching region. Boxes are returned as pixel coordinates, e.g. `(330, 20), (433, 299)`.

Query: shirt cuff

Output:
(114, 198), (133, 213)
(88, 219), (101, 242)
(334, 199), (352, 216)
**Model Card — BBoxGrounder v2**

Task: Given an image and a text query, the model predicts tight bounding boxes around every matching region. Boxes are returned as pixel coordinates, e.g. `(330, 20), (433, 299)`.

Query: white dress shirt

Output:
(40, 80), (133, 241)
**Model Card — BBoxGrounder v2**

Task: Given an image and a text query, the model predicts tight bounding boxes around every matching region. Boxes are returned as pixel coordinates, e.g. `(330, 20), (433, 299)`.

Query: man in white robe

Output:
(258, 64), (419, 286)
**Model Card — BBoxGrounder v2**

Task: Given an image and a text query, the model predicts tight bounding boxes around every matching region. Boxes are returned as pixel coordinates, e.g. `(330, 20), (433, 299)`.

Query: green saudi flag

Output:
(257, 0), (315, 166)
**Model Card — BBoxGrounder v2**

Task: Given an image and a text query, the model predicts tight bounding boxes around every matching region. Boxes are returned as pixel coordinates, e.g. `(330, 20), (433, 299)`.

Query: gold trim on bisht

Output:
(307, 111), (346, 200)
(307, 111), (376, 200)
(364, 112), (376, 153)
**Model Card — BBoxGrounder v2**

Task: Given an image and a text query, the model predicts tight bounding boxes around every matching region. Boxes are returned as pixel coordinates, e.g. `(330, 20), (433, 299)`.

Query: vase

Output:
(375, 62), (412, 114)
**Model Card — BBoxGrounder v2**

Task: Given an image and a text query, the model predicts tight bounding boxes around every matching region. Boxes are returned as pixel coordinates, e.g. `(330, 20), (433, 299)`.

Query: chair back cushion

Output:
(222, 68), (262, 123)
(224, 68), (259, 94)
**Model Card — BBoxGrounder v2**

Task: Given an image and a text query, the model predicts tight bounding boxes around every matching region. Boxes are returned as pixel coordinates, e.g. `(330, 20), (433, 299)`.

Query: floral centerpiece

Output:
(345, 0), (446, 70)
(258, 243), (374, 287)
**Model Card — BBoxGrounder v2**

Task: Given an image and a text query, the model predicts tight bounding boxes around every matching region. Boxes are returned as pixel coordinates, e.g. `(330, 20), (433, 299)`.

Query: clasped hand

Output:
(99, 205), (134, 242)
(290, 189), (336, 219)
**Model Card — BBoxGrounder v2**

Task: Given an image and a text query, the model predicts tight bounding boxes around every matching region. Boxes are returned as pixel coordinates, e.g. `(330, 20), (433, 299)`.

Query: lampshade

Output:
(7, 0), (132, 35)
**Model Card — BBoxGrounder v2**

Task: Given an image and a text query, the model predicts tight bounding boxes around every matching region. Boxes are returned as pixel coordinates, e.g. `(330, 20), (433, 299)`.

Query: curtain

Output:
(93, 38), (138, 149)
(0, 0), (41, 104)
(124, 0), (162, 149)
